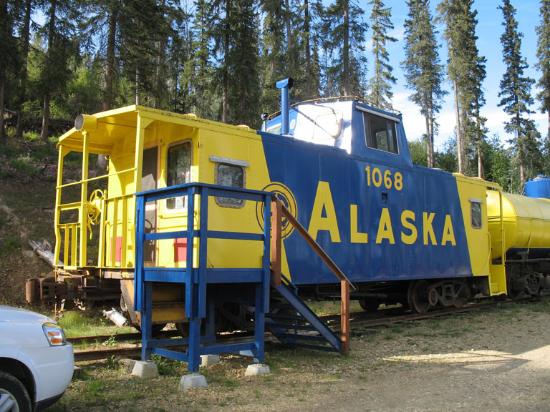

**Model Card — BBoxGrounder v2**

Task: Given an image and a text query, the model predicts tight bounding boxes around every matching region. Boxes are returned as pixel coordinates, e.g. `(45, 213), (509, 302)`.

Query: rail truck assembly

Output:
(26, 79), (550, 371)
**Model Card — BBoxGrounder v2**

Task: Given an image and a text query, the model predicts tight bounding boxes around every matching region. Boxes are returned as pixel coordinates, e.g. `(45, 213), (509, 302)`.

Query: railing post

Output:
(270, 199), (282, 286)
(340, 279), (350, 354)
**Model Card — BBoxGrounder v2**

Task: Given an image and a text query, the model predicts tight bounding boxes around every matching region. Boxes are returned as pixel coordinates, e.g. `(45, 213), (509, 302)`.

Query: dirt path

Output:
(52, 300), (550, 412)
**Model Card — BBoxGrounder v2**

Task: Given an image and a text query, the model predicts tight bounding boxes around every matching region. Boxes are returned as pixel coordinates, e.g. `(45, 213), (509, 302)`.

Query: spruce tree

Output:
(211, 0), (260, 126)
(498, 0), (541, 186)
(367, 0), (396, 109)
(39, 0), (78, 140)
(118, 0), (171, 106)
(260, 0), (288, 114)
(438, 0), (486, 175)
(14, 0), (33, 138)
(227, 0), (261, 126)
(0, 0), (13, 144)
(402, 0), (445, 167)
(469, 55), (488, 177)
(317, 0), (368, 96)
(301, 0), (320, 99)
(536, 0), (550, 142)
(190, 0), (215, 118)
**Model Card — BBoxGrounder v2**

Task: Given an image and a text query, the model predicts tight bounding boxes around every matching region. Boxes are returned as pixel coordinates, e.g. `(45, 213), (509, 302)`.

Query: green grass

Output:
(0, 234), (21, 256)
(57, 311), (135, 338)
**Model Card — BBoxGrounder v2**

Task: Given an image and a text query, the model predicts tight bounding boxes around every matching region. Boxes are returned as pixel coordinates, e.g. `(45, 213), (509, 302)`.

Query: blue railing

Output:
(134, 182), (273, 372)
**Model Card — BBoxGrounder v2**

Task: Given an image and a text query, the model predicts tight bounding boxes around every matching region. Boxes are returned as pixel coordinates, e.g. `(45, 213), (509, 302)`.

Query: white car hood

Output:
(0, 305), (54, 324)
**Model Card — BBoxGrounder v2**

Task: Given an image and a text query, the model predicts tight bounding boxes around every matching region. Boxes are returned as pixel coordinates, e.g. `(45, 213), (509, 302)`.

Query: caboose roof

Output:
(58, 105), (256, 154)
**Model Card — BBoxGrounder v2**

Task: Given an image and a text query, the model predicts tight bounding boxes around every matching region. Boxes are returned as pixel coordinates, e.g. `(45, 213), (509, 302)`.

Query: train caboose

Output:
(30, 80), (550, 328)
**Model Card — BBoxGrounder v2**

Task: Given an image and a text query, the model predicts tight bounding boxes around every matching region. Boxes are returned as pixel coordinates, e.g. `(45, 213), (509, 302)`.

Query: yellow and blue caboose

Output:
(38, 80), (550, 369)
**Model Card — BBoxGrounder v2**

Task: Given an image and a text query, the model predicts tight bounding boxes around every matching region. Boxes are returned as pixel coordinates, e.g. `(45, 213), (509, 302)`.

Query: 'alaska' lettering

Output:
(308, 181), (457, 247)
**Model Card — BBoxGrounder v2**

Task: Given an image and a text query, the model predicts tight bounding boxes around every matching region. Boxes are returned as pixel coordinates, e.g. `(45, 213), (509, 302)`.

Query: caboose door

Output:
(142, 146), (158, 264)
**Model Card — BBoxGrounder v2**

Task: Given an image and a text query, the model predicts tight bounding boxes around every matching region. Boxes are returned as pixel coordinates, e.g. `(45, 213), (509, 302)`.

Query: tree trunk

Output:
(0, 78), (5, 145)
(103, 2), (118, 111)
(135, 68), (139, 105)
(342, 0), (350, 96)
(424, 112), (433, 168)
(304, 0), (311, 96)
(41, 94), (50, 141)
(519, 162), (525, 189)
(476, 113), (483, 178)
(304, 0), (311, 71)
(284, 0), (293, 72)
(40, 0), (57, 141)
(453, 80), (463, 174)
(154, 0), (166, 109)
(477, 144), (483, 179)
(15, 0), (32, 139)
(221, 0), (230, 123)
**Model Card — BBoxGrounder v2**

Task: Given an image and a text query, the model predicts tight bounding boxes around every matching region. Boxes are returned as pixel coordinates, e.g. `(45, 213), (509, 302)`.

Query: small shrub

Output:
(0, 235), (21, 255)
(9, 156), (39, 176)
(22, 130), (40, 142)
(151, 355), (182, 376)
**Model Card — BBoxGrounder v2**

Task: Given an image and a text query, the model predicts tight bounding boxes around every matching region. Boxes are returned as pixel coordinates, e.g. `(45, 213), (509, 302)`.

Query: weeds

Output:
(0, 235), (21, 256)
(151, 355), (183, 376)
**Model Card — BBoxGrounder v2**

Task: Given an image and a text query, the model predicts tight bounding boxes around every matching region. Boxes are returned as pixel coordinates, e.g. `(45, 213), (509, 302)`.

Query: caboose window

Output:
(471, 200), (482, 229)
(364, 112), (398, 154)
(166, 141), (192, 209)
(216, 163), (245, 207)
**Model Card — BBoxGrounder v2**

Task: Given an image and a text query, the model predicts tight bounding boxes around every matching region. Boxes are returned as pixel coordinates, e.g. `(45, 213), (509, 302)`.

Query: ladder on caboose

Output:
(134, 183), (353, 373)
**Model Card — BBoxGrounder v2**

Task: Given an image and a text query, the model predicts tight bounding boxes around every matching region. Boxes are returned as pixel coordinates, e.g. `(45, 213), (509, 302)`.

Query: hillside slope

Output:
(0, 141), (59, 304)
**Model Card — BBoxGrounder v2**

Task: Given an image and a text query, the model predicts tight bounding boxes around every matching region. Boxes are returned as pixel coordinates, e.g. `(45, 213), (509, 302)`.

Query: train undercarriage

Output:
(27, 256), (550, 331)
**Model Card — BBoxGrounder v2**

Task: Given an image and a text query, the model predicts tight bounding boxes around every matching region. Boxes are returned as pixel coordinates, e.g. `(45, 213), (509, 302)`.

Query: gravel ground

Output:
(50, 299), (550, 412)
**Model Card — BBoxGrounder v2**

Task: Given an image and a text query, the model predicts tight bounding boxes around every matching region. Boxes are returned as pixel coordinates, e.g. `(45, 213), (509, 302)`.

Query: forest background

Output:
(0, 0), (548, 193)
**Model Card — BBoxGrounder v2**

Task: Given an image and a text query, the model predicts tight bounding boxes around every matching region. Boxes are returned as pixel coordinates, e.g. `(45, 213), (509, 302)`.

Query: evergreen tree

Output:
(103, 0), (120, 110)
(260, 0), (288, 114)
(190, 0), (215, 118)
(0, 0), (15, 143)
(39, 0), (78, 140)
(118, 0), (171, 107)
(317, 0), (368, 96)
(536, 0), (550, 142)
(14, 0), (33, 138)
(367, 0), (396, 109)
(211, 0), (260, 126)
(301, 0), (320, 99)
(469, 55), (487, 177)
(498, 0), (541, 186)
(402, 0), (445, 168)
(80, 0), (122, 111)
(438, 0), (486, 175)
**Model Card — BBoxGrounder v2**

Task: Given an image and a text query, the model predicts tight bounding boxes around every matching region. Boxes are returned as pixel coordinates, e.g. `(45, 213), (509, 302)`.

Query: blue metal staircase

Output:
(134, 183), (352, 373)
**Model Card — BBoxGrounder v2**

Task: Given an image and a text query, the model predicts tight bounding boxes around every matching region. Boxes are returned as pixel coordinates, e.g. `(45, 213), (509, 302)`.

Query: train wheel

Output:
(452, 281), (471, 308)
(407, 281), (432, 314)
(359, 299), (380, 312)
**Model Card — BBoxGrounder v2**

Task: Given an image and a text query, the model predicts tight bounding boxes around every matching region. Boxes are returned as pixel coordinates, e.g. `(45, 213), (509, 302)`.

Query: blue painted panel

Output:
(259, 106), (471, 285)
(525, 176), (550, 199)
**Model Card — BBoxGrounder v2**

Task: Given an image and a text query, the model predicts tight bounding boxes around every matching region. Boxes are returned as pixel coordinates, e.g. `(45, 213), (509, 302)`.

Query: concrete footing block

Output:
(179, 373), (208, 391)
(131, 361), (159, 378)
(245, 363), (271, 377)
(120, 358), (137, 374)
(200, 354), (220, 367)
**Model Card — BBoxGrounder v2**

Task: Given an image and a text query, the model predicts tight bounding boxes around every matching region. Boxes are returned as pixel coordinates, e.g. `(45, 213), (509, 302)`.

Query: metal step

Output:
(267, 282), (341, 352)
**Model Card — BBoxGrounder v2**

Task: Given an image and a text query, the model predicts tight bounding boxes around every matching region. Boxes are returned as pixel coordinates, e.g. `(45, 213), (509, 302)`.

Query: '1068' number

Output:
(365, 166), (403, 191)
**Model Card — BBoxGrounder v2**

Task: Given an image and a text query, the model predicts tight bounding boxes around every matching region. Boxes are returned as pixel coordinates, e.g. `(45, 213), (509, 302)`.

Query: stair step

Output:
(267, 314), (303, 322)
(271, 282), (342, 352)
(286, 342), (339, 352)
(267, 322), (317, 331)
(275, 333), (328, 342)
